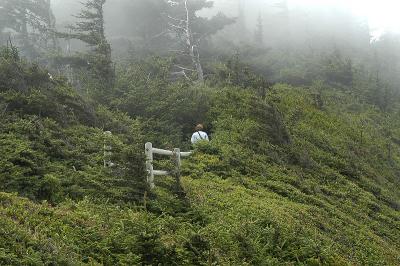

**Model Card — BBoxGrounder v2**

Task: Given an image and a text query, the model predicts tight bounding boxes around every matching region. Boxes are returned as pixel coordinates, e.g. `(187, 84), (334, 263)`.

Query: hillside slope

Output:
(0, 47), (399, 265)
(179, 85), (400, 265)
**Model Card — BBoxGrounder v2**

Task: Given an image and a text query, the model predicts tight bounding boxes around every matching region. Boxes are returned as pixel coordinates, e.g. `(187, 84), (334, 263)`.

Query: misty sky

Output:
(288, 0), (400, 37)
(51, 0), (400, 38)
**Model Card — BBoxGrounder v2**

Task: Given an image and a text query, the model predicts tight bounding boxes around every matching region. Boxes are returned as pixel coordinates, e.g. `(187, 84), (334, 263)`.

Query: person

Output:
(191, 124), (209, 144)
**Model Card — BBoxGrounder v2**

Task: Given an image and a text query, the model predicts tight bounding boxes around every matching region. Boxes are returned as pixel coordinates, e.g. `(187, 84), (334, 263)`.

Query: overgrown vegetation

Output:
(0, 46), (146, 204)
(1, 0), (400, 264)
(0, 43), (399, 265)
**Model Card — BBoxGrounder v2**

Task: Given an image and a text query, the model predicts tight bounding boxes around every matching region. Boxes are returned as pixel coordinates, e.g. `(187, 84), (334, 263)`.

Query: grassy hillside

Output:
(182, 85), (400, 264)
(0, 46), (399, 265)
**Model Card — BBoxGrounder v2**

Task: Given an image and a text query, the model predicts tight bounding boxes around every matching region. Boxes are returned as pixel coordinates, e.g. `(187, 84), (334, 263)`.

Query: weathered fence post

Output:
(173, 148), (181, 183)
(104, 131), (113, 168)
(145, 142), (155, 189)
(144, 142), (191, 189)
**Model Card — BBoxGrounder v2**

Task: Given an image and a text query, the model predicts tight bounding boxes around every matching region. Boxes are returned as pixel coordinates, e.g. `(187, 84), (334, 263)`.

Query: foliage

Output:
(60, 0), (114, 100)
(0, 46), (146, 204)
(1, 42), (400, 266)
(210, 53), (272, 96)
(114, 57), (212, 149)
(181, 85), (400, 265)
(0, 192), (212, 265)
(0, 0), (57, 58)
(321, 49), (353, 87)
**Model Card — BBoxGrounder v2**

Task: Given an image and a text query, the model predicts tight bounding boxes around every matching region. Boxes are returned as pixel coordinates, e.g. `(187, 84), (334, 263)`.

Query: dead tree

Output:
(167, 0), (204, 83)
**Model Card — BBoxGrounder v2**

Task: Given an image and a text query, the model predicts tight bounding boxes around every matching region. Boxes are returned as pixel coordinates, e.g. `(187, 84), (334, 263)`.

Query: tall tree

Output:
(0, 0), (58, 58)
(372, 33), (400, 88)
(167, 0), (234, 83)
(65, 0), (114, 95)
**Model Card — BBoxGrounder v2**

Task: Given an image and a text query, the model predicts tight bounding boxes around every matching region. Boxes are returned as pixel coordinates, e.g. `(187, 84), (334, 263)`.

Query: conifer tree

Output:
(0, 0), (58, 58)
(66, 0), (114, 94)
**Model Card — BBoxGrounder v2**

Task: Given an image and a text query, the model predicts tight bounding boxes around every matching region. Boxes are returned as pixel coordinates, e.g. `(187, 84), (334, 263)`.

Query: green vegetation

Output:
(183, 85), (400, 264)
(2, 0), (400, 264)
(0, 46), (145, 204)
(0, 43), (399, 265)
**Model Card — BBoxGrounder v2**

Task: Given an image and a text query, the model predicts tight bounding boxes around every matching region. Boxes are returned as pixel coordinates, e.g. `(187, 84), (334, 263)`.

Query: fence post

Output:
(173, 148), (181, 184)
(145, 142), (155, 189)
(104, 131), (113, 168)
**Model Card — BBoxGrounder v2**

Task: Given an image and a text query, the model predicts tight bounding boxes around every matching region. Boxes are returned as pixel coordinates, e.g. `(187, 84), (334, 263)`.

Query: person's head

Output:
(195, 124), (204, 131)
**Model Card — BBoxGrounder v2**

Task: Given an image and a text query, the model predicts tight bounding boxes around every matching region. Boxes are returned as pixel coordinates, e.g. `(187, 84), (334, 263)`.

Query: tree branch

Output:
(174, 65), (195, 72)
(168, 23), (186, 31)
(167, 15), (185, 23)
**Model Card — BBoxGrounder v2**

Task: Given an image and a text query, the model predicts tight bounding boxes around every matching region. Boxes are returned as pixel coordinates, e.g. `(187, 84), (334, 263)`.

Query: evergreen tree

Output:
(367, 71), (394, 112)
(65, 0), (114, 95)
(372, 33), (400, 88)
(0, 0), (57, 58)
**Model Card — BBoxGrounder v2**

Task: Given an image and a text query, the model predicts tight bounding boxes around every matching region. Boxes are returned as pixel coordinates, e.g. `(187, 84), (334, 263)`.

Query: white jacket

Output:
(191, 131), (209, 144)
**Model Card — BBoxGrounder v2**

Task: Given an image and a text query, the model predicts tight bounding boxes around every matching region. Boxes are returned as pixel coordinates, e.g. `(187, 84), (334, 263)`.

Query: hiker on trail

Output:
(191, 124), (209, 144)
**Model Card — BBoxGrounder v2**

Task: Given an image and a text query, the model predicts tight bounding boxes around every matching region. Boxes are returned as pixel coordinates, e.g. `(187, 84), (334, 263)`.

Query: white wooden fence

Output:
(103, 131), (114, 167)
(145, 142), (192, 189)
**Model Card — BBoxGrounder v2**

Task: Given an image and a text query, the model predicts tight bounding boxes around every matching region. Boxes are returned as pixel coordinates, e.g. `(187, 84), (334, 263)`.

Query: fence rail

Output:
(145, 142), (191, 189)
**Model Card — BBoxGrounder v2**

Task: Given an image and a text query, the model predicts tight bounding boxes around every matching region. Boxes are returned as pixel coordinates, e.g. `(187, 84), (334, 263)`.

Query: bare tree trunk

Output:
(168, 0), (205, 83)
(184, 0), (204, 83)
(21, 12), (29, 52)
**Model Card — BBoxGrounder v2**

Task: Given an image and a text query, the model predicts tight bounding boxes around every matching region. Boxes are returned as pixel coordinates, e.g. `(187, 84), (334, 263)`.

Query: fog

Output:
(51, 0), (400, 39)
(3, 0), (400, 87)
(45, 0), (399, 67)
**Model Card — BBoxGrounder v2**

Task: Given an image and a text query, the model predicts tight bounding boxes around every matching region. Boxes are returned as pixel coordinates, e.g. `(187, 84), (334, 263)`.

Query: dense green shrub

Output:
(114, 57), (212, 149)
(0, 47), (146, 204)
(0, 192), (211, 265)
(182, 83), (400, 265)
(1, 45), (399, 265)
